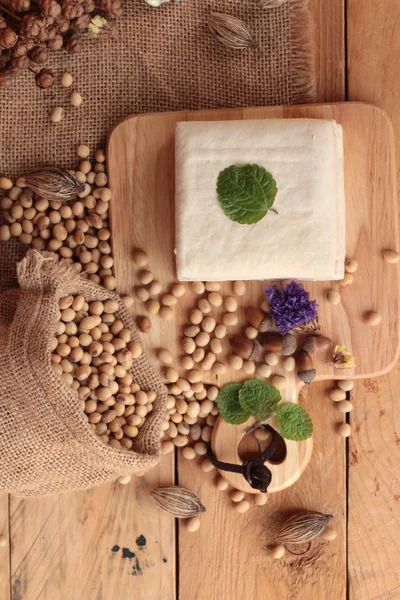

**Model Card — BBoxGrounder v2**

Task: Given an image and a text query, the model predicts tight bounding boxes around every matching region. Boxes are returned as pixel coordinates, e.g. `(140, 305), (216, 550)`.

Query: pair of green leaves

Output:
(217, 164), (278, 225)
(217, 380), (313, 442)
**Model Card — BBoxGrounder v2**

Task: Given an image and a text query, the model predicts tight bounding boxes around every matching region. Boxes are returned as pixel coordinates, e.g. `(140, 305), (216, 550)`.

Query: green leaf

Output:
(217, 164), (278, 225)
(217, 383), (250, 425)
(238, 379), (281, 420)
(275, 404), (313, 441)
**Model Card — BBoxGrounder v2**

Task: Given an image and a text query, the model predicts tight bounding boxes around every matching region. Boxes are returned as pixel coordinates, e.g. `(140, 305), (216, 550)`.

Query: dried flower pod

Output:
(19, 14), (45, 40)
(259, 333), (283, 353)
(0, 17), (6, 30)
(282, 333), (297, 356)
(245, 308), (272, 333)
(38, 0), (62, 18)
(24, 37), (35, 50)
(302, 335), (332, 355)
(24, 168), (84, 201)
(98, 0), (122, 18)
(35, 67), (54, 88)
(150, 485), (206, 518)
(54, 16), (70, 32)
(44, 15), (56, 26)
(46, 25), (57, 40)
(82, 0), (95, 12)
(10, 55), (30, 68)
(0, 28), (18, 50)
(208, 12), (257, 50)
(297, 350), (316, 384)
(71, 13), (91, 30)
(47, 32), (63, 49)
(63, 31), (83, 53)
(0, 65), (20, 86)
(277, 511), (332, 545)
(62, 0), (84, 20)
(229, 336), (262, 361)
(8, 0), (31, 12)
(11, 40), (30, 57)
(29, 45), (49, 64)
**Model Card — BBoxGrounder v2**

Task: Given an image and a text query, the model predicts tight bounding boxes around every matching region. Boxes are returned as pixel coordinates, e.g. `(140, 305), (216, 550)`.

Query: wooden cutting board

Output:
(105, 102), (398, 594)
(107, 102), (399, 499)
(107, 102), (399, 382)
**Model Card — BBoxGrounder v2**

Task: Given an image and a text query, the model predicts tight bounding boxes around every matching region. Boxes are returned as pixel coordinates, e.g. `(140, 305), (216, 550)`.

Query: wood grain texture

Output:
(9, 461), (175, 600)
(347, 2), (400, 598)
(179, 380), (346, 600)
(311, 0), (345, 102)
(348, 377), (400, 599)
(0, 493), (10, 600)
(107, 103), (399, 382)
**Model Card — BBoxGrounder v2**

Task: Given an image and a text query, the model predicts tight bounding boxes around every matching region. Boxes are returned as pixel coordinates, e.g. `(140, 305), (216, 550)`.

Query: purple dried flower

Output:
(265, 281), (318, 335)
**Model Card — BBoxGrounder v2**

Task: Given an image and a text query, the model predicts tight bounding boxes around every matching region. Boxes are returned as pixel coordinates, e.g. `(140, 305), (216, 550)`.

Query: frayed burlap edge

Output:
(287, 0), (317, 104)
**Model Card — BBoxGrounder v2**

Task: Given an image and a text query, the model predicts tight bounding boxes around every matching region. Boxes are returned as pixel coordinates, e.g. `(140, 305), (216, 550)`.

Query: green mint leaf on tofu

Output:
(238, 379), (281, 420)
(217, 383), (250, 424)
(275, 403), (313, 441)
(217, 164), (278, 225)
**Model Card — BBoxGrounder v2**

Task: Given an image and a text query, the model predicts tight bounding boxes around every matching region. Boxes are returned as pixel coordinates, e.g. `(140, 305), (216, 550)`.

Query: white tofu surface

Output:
(175, 119), (345, 281)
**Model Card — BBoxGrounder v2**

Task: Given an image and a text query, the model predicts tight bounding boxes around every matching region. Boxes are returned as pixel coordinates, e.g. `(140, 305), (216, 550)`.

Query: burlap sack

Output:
(0, 250), (167, 496)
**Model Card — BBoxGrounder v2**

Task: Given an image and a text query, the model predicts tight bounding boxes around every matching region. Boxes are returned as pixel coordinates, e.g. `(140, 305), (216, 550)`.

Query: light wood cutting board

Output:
(107, 102), (400, 382)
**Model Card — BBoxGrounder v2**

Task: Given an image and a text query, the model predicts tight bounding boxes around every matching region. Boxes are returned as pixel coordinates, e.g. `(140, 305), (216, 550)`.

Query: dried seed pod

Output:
(208, 12), (257, 50)
(35, 67), (54, 89)
(302, 335), (332, 355)
(0, 28), (18, 50)
(259, 333), (283, 353)
(150, 485), (206, 518)
(277, 511), (333, 545)
(228, 336), (262, 362)
(24, 168), (84, 201)
(297, 350), (316, 384)
(245, 308), (272, 333)
(10, 55), (30, 69)
(282, 333), (297, 356)
(11, 41), (30, 58)
(29, 45), (49, 64)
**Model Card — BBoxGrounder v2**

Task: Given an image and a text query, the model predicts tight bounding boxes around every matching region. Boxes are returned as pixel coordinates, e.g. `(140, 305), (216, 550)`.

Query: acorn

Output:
(282, 333), (297, 356)
(302, 335), (332, 355)
(229, 336), (262, 362)
(244, 308), (272, 333)
(297, 350), (316, 384)
(259, 333), (283, 353)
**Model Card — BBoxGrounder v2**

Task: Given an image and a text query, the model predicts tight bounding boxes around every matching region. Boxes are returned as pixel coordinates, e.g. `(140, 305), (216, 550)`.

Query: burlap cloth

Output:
(0, 251), (167, 495)
(0, 0), (315, 289)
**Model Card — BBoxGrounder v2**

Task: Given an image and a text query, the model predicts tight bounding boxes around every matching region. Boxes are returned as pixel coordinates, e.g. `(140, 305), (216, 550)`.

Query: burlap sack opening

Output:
(0, 250), (167, 497)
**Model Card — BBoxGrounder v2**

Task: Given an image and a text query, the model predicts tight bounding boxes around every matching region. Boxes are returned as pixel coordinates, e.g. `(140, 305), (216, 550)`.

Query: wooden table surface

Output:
(1, 1), (400, 599)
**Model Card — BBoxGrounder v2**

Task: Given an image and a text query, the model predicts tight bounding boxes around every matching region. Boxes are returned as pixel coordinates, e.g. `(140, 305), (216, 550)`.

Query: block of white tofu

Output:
(175, 119), (345, 281)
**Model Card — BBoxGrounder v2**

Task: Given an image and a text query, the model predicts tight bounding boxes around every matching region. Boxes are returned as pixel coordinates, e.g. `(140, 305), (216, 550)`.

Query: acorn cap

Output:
(282, 333), (297, 356)
(297, 350), (316, 384)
